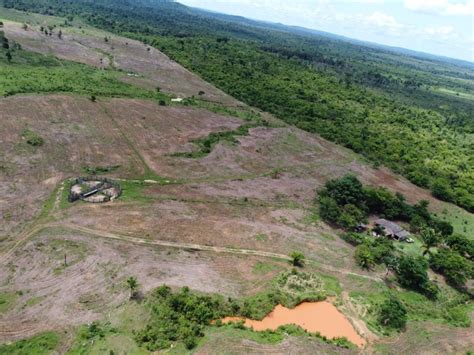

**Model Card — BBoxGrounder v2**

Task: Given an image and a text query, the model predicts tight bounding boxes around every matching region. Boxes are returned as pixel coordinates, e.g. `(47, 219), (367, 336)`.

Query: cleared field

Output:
(1, 9), (240, 105)
(0, 10), (472, 354)
(0, 95), (241, 250)
(1, 90), (472, 353)
(0, 226), (287, 341)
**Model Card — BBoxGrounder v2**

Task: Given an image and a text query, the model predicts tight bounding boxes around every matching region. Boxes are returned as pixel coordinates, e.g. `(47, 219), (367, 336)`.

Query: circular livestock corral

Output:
(69, 177), (121, 203)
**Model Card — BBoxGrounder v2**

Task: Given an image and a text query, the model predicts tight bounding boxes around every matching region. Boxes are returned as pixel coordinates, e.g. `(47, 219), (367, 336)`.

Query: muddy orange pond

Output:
(222, 301), (366, 348)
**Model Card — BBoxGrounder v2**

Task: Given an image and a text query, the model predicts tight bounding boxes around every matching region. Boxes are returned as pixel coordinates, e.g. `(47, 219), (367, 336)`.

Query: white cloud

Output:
(365, 11), (404, 29)
(423, 25), (454, 35)
(404, 0), (474, 16)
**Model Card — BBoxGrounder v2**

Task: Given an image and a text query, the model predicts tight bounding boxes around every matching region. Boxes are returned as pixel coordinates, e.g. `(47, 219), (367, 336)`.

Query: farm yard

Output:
(0, 7), (472, 355)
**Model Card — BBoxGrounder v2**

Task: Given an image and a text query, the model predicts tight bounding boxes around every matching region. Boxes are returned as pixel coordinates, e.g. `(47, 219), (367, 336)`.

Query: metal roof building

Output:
(375, 218), (410, 240)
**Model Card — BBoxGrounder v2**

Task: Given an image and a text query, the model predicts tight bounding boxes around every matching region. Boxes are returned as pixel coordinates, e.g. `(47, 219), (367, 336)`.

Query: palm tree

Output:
(289, 251), (305, 267)
(420, 228), (441, 256)
(126, 276), (139, 299)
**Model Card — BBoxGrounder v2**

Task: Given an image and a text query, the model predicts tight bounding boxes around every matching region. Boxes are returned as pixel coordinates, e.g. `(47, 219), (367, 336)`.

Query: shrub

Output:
(430, 248), (474, 288)
(319, 196), (342, 225)
(396, 256), (438, 298)
(429, 218), (453, 237)
(135, 286), (226, 351)
(341, 232), (367, 246)
(355, 244), (375, 270)
(446, 234), (473, 260)
(432, 180), (455, 202)
(379, 296), (407, 330)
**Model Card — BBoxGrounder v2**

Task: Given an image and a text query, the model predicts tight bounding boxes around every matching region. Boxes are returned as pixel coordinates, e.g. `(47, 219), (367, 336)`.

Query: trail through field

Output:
(0, 216), (382, 283)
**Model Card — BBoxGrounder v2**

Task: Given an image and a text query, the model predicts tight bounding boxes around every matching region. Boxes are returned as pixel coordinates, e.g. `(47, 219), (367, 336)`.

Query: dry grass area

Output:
(1, 92), (472, 353)
(0, 226), (285, 342)
(0, 11), (472, 354)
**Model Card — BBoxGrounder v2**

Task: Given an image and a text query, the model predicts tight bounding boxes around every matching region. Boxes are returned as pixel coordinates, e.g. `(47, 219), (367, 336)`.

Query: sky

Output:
(178, 0), (474, 62)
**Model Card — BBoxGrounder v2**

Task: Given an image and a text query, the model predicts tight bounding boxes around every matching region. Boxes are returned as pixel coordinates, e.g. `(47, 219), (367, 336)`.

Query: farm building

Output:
(375, 219), (410, 241)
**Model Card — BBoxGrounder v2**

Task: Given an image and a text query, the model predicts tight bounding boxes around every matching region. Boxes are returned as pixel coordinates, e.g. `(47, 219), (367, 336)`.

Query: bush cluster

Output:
(318, 175), (453, 237)
(135, 285), (227, 351)
(326, 176), (472, 292)
(136, 270), (333, 350)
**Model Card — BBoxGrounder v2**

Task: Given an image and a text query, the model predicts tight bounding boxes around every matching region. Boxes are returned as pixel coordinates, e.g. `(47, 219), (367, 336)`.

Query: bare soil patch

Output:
(0, 227), (279, 341)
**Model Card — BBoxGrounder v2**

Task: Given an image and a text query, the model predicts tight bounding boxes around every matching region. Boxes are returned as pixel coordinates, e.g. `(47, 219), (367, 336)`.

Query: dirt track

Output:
(0, 214), (383, 284)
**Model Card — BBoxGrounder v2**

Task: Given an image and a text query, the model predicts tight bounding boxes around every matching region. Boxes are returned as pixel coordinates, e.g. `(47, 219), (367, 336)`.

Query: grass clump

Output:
(179, 97), (265, 123)
(82, 165), (120, 175)
(172, 123), (259, 158)
(67, 321), (118, 354)
(0, 291), (18, 313)
(0, 331), (60, 355)
(21, 129), (44, 147)
(236, 270), (333, 320)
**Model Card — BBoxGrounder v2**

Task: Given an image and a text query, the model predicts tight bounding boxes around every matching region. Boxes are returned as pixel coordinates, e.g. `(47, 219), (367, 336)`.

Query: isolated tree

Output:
(379, 296), (407, 330)
(289, 251), (305, 267)
(22, 23), (28, 31)
(126, 276), (139, 299)
(58, 30), (62, 39)
(5, 51), (12, 63)
(322, 174), (364, 206)
(90, 95), (96, 102)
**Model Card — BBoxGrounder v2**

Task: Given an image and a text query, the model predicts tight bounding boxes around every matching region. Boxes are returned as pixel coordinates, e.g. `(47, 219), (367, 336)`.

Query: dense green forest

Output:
(2, 0), (474, 212)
